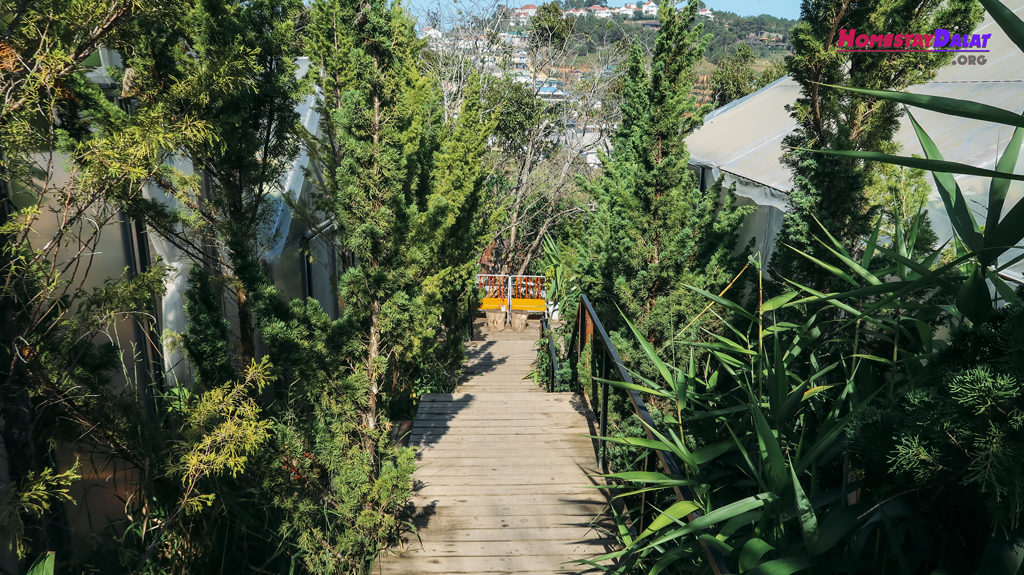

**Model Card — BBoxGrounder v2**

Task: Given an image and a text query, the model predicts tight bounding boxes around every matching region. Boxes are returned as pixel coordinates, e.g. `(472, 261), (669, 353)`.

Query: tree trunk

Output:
(486, 310), (505, 331)
(509, 310), (528, 332)
(366, 297), (381, 476)
(367, 298), (380, 433)
(236, 287), (255, 366)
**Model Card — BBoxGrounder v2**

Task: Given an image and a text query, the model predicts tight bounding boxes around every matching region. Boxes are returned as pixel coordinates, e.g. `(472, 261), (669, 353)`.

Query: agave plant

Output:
(541, 234), (579, 316)
(584, 249), (909, 574)
(586, 209), (1024, 574)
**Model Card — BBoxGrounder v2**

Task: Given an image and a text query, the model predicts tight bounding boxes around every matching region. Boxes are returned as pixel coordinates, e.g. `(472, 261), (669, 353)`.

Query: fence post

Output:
(600, 349), (609, 474)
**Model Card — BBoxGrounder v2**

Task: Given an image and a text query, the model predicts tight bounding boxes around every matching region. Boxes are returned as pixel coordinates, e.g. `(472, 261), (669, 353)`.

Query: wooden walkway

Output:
(380, 323), (613, 574)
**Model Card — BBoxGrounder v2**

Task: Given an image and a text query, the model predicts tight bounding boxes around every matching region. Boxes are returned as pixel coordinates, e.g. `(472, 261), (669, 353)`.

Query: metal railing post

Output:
(506, 275), (512, 323)
(600, 347), (609, 473)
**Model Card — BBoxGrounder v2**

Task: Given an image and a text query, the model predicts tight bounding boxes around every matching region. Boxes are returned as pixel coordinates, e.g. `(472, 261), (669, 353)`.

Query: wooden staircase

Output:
(380, 321), (614, 574)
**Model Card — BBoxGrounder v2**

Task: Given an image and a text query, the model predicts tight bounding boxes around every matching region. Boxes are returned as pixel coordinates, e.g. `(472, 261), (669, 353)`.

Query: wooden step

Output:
(385, 335), (616, 575)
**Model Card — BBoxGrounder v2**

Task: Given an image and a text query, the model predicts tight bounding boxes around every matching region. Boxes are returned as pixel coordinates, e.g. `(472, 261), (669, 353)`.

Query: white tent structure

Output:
(686, 0), (1024, 277)
(143, 57), (337, 385)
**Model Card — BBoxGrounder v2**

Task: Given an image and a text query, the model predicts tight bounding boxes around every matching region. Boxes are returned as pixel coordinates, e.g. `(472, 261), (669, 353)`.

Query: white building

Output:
(589, 5), (612, 18)
(420, 26), (442, 40)
(697, 7), (714, 19)
(518, 3), (539, 16)
(641, 1), (658, 17)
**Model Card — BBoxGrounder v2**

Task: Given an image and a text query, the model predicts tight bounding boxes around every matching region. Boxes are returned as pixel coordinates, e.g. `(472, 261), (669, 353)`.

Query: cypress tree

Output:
(305, 0), (495, 441)
(772, 0), (982, 285)
(588, 0), (748, 353)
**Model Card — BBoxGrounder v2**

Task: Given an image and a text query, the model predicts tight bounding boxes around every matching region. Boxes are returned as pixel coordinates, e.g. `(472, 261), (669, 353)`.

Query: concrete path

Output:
(380, 322), (613, 574)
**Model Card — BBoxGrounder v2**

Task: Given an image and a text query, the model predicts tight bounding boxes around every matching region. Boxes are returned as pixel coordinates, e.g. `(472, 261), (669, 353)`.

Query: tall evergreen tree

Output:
(587, 0), (748, 353)
(305, 0), (495, 442)
(192, 0), (303, 360)
(772, 0), (982, 284)
(128, 0), (305, 360)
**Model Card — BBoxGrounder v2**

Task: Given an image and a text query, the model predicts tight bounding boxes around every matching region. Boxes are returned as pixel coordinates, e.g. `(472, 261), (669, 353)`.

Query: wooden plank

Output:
(413, 401), (582, 410)
(407, 431), (598, 439)
(413, 440), (595, 450)
(403, 514), (613, 532)
(407, 528), (609, 543)
(381, 567), (602, 575)
(409, 493), (607, 508)
(413, 413), (590, 422)
(394, 539), (615, 557)
(412, 418), (590, 427)
(411, 428), (594, 441)
(382, 568), (598, 572)
(412, 420), (591, 430)
(413, 450), (598, 463)
(384, 553), (611, 569)
(415, 464), (599, 477)
(414, 409), (588, 419)
(452, 387), (547, 393)
(413, 484), (604, 497)
(379, 554), (608, 574)
(418, 392), (575, 402)
(414, 411), (591, 420)
(415, 470), (602, 482)
(404, 502), (607, 518)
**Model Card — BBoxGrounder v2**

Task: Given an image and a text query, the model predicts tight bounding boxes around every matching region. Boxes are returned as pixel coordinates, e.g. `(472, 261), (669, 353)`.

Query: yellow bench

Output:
(510, 298), (546, 313)
(480, 297), (507, 311)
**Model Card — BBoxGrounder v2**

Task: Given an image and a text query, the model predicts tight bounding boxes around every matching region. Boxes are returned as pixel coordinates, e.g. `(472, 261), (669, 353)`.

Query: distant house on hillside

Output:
(563, 8), (586, 17)
(589, 5), (612, 18)
(419, 26), (442, 41)
(512, 3), (539, 23)
(641, 1), (657, 17)
(697, 7), (714, 19)
(498, 31), (530, 48)
(614, 5), (635, 16)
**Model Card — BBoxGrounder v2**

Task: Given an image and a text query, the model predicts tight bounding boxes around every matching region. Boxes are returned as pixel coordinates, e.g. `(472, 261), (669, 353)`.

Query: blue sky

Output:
(406, 0), (802, 21)
(705, 0), (800, 20)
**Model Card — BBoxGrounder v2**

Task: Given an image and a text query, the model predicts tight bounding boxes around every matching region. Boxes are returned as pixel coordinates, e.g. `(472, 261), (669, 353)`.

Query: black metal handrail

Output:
(566, 294), (731, 575)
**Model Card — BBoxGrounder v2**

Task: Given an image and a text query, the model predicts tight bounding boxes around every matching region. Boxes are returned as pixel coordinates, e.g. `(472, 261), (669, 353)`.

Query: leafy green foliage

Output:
(0, 465), (79, 560)
(3, 0), (420, 572)
(173, 359), (272, 514)
(1, 5), (211, 558)
(181, 267), (235, 388)
(708, 44), (758, 107)
(851, 305), (1024, 556)
(258, 298), (416, 574)
(863, 158), (939, 253)
(531, 2), (576, 49)
(25, 551), (55, 575)
(699, 11), (796, 63)
(587, 201), (1024, 573)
